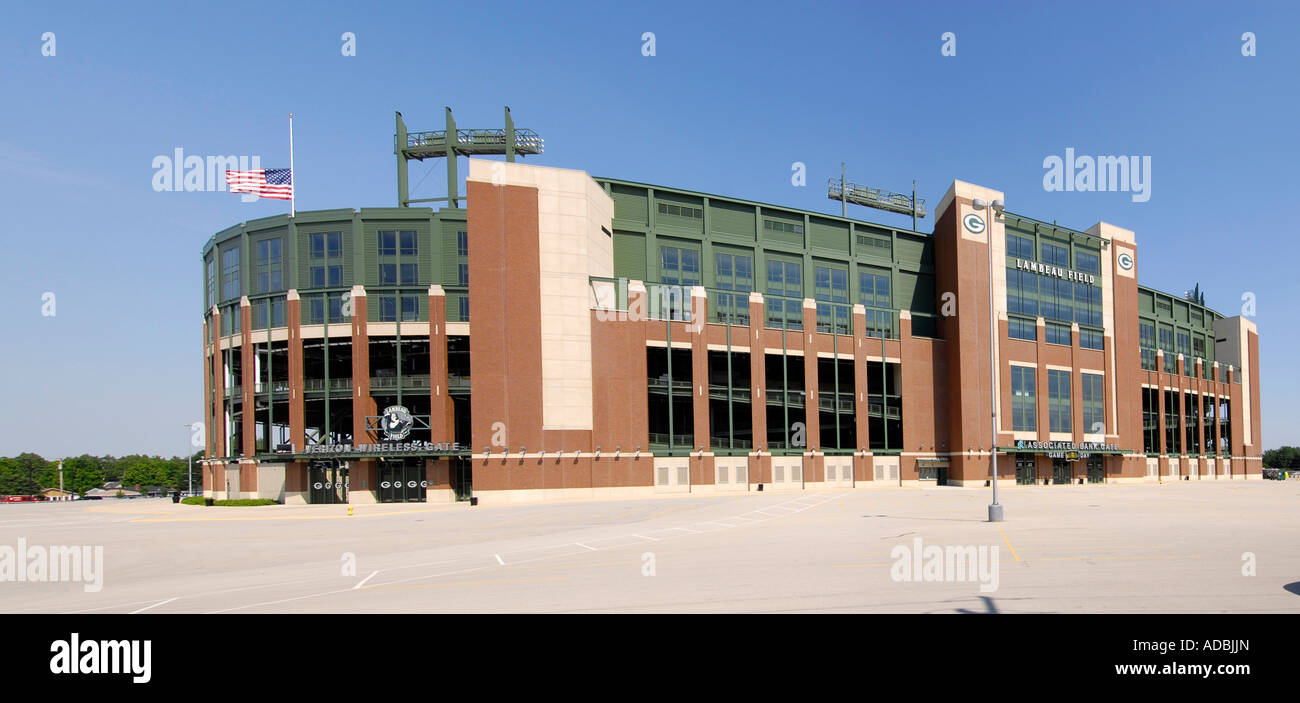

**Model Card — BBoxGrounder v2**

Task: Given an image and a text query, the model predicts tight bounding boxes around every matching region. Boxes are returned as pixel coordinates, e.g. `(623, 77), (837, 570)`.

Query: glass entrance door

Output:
(378, 460), (427, 503)
(452, 458), (473, 501)
(1052, 459), (1071, 485)
(309, 462), (348, 504)
(1086, 456), (1104, 483)
(1015, 458), (1035, 485)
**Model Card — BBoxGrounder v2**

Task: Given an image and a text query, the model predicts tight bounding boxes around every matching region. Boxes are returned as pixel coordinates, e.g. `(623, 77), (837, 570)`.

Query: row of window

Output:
(1006, 268), (1103, 327)
(1006, 233), (1101, 274)
(1139, 320), (1216, 375)
(209, 229), (463, 305)
(1006, 316), (1105, 350)
(1141, 388), (1231, 455)
(1010, 367), (1104, 434)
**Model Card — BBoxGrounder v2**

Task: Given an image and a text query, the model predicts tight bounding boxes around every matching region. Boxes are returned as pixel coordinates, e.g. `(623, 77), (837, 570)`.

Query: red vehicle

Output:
(2, 495), (42, 502)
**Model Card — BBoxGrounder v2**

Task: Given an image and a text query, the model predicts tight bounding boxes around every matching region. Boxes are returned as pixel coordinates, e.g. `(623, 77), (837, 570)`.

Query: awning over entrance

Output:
(290, 441), (471, 461)
(998, 441), (1127, 459)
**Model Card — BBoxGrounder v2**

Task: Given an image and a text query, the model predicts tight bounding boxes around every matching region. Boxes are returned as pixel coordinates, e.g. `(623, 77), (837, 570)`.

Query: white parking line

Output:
(129, 597), (178, 614)
(494, 554), (504, 565)
(353, 571), (379, 590)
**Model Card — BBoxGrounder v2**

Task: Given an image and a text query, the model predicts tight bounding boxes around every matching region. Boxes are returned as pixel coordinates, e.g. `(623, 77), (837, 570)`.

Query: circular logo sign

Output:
(1117, 251), (1134, 271)
(963, 213), (986, 234)
(407, 481), (417, 488)
(420, 480), (428, 488)
(380, 481), (391, 489)
(313, 482), (322, 490)
(380, 405), (413, 440)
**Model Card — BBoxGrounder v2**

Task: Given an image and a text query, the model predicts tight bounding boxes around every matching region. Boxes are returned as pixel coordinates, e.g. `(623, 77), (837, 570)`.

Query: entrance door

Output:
(1052, 459), (1071, 485)
(1086, 456), (1104, 483)
(1015, 458), (1035, 485)
(452, 458), (473, 502)
(309, 463), (348, 504)
(378, 460), (427, 503)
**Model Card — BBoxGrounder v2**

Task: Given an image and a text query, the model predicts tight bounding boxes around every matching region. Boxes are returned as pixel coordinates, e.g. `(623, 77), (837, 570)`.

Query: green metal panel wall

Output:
(808, 217), (849, 254)
(708, 200), (755, 239)
(654, 191), (706, 236)
(613, 230), (647, 281)
(611, 184), (649, 226)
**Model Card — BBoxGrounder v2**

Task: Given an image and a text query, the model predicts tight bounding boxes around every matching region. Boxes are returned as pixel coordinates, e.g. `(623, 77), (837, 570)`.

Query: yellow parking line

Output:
(995, 523), (1021, 562)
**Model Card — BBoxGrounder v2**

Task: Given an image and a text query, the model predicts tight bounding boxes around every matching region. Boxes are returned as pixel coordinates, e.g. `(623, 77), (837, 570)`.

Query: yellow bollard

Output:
(348, 505), (353, 517)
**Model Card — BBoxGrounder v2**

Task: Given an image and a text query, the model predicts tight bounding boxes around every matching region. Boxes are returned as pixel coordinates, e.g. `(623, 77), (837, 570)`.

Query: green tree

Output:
(0, 458), (32, 495)
(57, 456), (106, 497)
(1263, 446), (1300, 469)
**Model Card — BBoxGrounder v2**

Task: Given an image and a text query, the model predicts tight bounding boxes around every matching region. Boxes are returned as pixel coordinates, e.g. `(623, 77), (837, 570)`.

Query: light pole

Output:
(973, 197), (1005, 522)
(183, 424), (195, 497)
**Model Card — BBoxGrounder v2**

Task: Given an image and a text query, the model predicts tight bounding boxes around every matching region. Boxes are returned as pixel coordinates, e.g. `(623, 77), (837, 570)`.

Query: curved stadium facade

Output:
(200, 159), (1262, 504)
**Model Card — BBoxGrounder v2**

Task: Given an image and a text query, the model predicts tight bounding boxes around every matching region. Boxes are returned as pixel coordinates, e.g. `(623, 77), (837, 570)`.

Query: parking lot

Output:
(1, 481), (1297, 613)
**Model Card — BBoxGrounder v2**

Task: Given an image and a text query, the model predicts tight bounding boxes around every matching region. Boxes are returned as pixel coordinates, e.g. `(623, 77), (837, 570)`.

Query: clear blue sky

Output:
(0, 1), (1295, 457)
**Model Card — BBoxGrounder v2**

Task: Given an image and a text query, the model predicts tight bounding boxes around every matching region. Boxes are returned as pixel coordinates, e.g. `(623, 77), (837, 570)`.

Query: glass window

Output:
(378, 231), (396, 256)
(1007, 234), (1034, 259)
(399, 230), (417, 256)
(401, 263), (418, 285)
(1075, 250), (1100, 274)
(221, 247), (240, 300)
(379, 264), (396, 285)
(859, 270), (890, 309)
(1079, 329), (1104, 350)
(1008, 317), (1036, 341)
(1042, 242), (1069, 268)
(1049, 369), (1071, 433)
(1046, 322), (1071, 346)
(206, 257), (216, 306)
(1082, 373), (1104, 434)
(1012, 366), (1036, 432)
(660, 244), (700, 286)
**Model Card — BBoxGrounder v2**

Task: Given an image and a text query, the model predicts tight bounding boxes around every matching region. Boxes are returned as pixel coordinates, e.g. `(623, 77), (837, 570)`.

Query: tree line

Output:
(0, 452), (204, 497)
(1262, 446), (1300, 469)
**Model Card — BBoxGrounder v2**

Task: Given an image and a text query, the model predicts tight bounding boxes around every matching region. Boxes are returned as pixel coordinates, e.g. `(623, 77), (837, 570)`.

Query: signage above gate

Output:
(298, 441), (465, 458)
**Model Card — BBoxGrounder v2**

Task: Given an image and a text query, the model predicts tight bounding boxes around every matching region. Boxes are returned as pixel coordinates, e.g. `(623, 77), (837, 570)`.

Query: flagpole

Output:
(289, 113), (295, 217)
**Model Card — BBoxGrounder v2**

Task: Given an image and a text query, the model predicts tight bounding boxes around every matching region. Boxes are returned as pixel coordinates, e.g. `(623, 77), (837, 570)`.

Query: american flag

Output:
(225, 168), (294, 201)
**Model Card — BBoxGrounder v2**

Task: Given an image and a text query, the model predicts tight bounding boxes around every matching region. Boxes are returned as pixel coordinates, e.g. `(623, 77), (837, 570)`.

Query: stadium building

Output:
(199, 110), (1262, 504)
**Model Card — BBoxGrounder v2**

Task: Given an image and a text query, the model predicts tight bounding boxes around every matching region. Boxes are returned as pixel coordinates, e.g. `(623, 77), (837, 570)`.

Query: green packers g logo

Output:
(1117, 252), (1134, 271)
(963, 213), (985, 234)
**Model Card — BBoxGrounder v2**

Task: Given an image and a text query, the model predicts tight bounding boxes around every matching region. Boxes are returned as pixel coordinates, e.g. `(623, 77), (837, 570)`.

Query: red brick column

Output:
(287, 290), (305, 450)
(1156, 351), (1167, 469)
(800, 298), (819, 481)
(428, 285), (452, 443)
(1206, 363), (1216, 462)
(203, 316), (213, 459)
(350, 286), (374, 443)
(240, 297), (254, 457)
(211, 307), (225, 458)
(852, 305), (871, 482)
(748, 292), (767, 485)
(690, 287), (712, 484)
